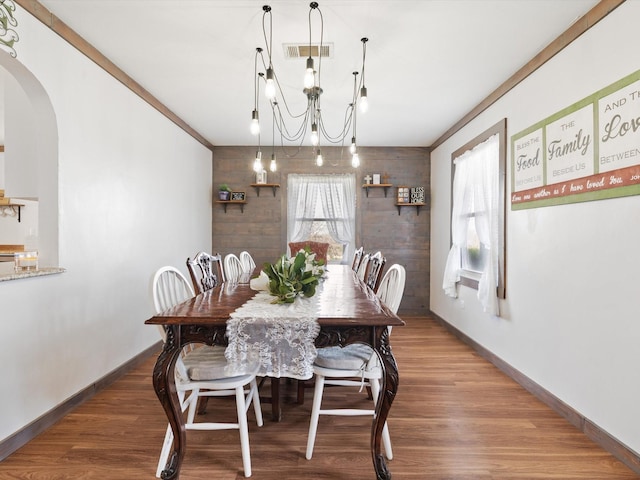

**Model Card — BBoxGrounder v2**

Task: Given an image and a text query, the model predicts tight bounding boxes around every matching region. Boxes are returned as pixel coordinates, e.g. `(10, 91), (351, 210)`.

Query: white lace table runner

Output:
(225, 291), (320, 380)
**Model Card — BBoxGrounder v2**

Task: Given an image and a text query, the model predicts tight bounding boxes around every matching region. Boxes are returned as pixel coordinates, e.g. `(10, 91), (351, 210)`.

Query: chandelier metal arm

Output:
(273, 101), (310, 143)
(262, 6), (273, 67)
(317, 109), (354, 143)
(257, 49), (309, 121)
(309, 4), (324, 94)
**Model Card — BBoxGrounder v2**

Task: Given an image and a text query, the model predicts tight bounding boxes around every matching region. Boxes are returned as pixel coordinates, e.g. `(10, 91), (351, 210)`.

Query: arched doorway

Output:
(0, 50), (59, 266)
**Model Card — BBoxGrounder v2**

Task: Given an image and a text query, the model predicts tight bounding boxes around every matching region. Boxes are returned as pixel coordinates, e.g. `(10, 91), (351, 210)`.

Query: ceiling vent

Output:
(283, 43), (333, 59)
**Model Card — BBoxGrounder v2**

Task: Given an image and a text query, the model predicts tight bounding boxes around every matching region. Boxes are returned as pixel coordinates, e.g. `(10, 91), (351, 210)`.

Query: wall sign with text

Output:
(511, 69), (640, 210)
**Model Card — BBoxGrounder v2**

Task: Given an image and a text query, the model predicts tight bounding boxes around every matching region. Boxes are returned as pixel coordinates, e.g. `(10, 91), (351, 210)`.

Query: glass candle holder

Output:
(14, 251), (38, 272)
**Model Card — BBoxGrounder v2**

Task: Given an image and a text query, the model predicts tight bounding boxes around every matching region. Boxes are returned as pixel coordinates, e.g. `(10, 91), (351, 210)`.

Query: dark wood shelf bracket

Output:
(363, 183), (392, 198)
(251, 184), (280, 197)
(216, 200), (246, 213)
(396, 202), (425, 216)
(1, 204), (23, 222)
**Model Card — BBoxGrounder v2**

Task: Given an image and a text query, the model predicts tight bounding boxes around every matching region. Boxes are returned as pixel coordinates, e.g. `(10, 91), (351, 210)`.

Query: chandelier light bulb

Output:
(350, 136), (357, 154)
(253, 150), (263, 172)
(265, 68), (276, 100)
(351, 152), (360, 168)
(359, 86), (368, 113)
(250, 110), (260, 135)
(304, 57), (315, 89)
(270, 153), (277, 172)
(310, 123), (319, 146)
(315, 149), (323, 167)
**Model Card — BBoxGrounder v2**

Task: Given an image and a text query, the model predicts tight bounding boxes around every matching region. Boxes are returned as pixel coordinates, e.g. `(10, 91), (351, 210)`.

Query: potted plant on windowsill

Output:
(218, 184), (231, 201)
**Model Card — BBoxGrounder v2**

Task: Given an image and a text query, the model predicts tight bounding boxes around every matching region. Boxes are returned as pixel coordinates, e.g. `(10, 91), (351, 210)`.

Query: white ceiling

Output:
(33, 0), (601, 147)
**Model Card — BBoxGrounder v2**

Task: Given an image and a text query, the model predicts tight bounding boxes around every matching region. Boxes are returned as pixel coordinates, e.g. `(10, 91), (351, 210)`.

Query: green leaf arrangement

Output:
(263, 247), (325, 304)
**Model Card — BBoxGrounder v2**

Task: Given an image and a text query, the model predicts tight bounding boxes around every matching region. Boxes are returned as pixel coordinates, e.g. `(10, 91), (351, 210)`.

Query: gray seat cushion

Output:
(314, 343), (374, 370)
(181, 345), (237, 381)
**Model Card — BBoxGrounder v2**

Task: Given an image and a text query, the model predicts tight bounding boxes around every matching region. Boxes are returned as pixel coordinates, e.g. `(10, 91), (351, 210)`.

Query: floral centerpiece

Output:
(263, 247), (325, 304)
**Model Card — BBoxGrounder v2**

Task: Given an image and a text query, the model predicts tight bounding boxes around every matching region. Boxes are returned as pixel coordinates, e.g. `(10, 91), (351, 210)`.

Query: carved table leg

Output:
(152, 326), (184, 480)
(372, 327), (399, 480)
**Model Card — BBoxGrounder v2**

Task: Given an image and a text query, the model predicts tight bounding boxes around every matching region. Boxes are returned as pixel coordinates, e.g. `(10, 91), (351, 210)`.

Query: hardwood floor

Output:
(2, 315), (637, 479)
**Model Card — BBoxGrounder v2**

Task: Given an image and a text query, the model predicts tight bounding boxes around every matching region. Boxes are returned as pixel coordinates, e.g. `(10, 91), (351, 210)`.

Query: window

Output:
(443, 119), (506, 315)
(287, 174), (356, 264)
(462, 215), (487, 273)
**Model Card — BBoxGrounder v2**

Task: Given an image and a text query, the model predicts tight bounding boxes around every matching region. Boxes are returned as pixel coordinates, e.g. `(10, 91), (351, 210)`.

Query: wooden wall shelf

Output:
(216, 200), (246, 213)
(362, 183), (392, 197)
(250, 183), (280, 197)
(396, 202), (425, 216)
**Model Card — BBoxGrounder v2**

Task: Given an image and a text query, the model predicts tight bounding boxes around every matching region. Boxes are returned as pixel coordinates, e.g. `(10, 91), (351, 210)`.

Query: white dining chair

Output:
(224, 253), (244, 283)
(239, 250), (256, 273)
(152, 266), (263, 478)
(305, 264), (406, 461)
(356, 252), (370, 281)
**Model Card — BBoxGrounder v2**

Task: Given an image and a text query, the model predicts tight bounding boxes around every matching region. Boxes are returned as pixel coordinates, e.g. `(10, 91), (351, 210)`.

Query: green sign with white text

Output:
(511, 69), (640, 210)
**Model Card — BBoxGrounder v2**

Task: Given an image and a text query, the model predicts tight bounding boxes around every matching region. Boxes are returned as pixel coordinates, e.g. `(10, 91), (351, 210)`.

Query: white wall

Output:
(0, 7), (212, 443)
(430, 1), (640, 457)
(5, 69), (37, 197)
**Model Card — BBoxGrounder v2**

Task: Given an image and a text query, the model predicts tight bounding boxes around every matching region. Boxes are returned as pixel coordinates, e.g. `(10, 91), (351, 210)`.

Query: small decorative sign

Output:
(256, 170), (267, 184)
(397, 186), (410, 203)
(231, 192), (246, 201)
(410, 186), (425, 204)
(372, 173), (381, 184)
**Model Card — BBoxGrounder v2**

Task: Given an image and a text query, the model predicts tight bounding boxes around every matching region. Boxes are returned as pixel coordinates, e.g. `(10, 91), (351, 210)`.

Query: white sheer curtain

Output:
(287, 176), (318, 244)
(442, 134), (500, 315)
(442, 155), (471, 297)
(287, 174), (356, 263)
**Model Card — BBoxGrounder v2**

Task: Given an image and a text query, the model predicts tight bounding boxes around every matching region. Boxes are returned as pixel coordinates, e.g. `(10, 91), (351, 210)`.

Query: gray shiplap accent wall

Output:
(212, 146), (430, 314)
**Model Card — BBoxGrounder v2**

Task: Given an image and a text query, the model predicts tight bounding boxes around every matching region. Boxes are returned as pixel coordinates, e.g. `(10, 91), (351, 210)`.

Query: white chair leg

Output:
(250, 379), (264, 427)
(305, 374), (325, 460)
(157, 389), (189, 478)
(235, 385), (252, 477)
(382, 423), (393, 460)
(185, 388), (200, 425)
(156, 424), (173, 478)
(369, 378), (393, 460)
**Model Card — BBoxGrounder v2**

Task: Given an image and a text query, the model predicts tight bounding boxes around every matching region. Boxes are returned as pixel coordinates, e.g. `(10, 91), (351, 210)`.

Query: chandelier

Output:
(251, 2), (369, 172)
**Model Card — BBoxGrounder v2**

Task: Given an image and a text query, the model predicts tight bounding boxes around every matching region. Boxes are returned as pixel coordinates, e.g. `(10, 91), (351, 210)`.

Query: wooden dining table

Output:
(146, 264), (405, 480)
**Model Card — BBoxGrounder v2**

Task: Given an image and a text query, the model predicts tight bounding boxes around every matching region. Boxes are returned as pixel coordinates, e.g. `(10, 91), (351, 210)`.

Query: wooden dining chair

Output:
(351, 246), (364, 272)
(364, 251), (386, 292)
(186, 251), (225, 294)
(305, 264), (406, 462)
(224, 253), (244, 284)
(288, 240), (329, 264)
(185, 252), (226, 415)
(152, 266), (263, 478)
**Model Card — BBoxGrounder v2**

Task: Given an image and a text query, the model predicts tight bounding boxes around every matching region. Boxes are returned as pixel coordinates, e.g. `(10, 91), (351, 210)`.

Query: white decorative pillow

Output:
(249, 270), (269, 291)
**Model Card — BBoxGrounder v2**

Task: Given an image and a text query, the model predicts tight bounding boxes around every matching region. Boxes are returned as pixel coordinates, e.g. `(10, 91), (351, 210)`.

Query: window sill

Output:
(0, 267), (66, 282)
(459, 270), (481, 290)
